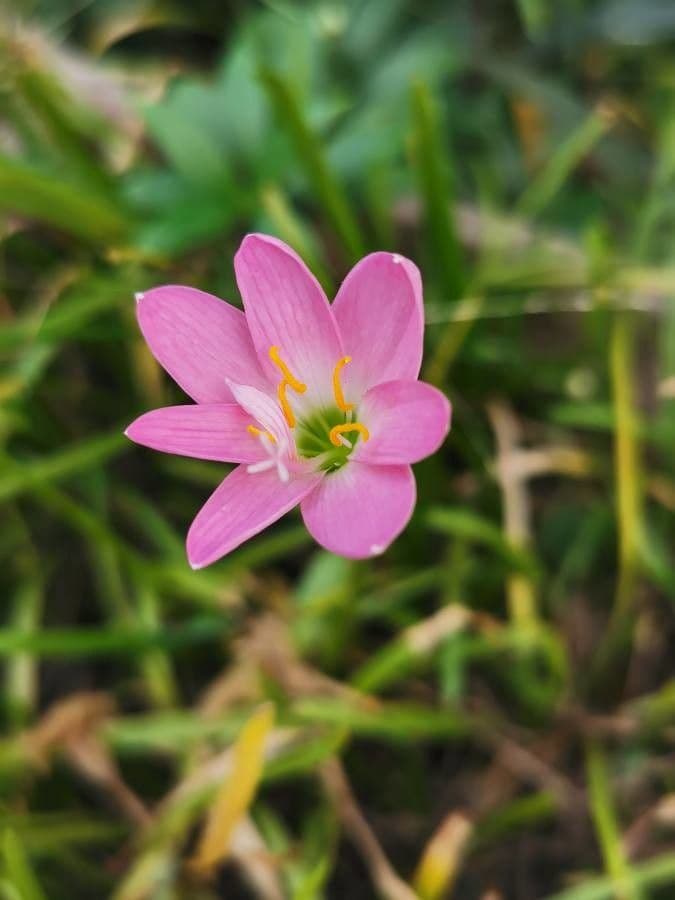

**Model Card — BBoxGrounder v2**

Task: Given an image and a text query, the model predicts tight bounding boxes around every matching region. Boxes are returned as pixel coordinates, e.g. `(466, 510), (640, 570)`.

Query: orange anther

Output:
(269, 346), (306, 428)
(329, 422), (370, 447)
(247, 424), (276, 444)
(277, 381), (298, 428)
(332, 356), (354, 412)
(269, 346), (306, 394)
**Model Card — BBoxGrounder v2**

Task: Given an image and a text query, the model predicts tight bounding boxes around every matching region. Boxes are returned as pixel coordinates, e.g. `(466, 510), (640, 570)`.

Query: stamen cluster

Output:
(257, 346), (370, 473)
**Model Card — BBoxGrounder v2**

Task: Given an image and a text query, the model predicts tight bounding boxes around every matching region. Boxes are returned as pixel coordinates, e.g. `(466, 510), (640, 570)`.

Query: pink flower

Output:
(125, 235), (451, 568)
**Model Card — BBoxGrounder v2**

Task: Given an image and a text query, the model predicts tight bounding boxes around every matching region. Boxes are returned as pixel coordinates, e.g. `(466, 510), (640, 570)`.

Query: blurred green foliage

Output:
(2, 0), (675, 897)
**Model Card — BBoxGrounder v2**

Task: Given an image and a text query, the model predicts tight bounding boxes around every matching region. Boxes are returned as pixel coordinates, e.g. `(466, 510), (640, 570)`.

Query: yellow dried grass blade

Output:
(413, 812), (473, 900)
(192, 703), (275, 872)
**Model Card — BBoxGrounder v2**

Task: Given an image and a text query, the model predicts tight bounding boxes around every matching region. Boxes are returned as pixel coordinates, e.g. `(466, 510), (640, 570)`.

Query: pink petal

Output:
(301, 462), (415, 559)
(332, 252), (424, 396)
(136, 286), (269, 403)
(353, 380), (451, 465)
(125, 404), (266, 463)
(187, 465), (322, 569)
(234, 234), (342, 408)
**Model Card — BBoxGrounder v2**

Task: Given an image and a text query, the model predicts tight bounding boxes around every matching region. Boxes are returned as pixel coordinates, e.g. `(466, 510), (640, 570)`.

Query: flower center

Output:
(246, 347), (370, 475)
(294, 357), (370, 471)
(296, 406), (362, 470)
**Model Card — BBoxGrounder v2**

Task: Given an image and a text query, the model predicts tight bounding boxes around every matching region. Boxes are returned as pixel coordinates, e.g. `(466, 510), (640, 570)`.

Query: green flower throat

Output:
(296, 406), (362, 472)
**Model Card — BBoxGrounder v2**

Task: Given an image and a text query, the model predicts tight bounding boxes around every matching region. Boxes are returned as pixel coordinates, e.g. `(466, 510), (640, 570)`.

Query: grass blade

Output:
(192, 703), (275, 871)
(585, 740), (643, 900)
(0, 155), (127, 243)
(259, 67), (365, 261)
(410, 80), (464, 303)
(0, 433), (126, 503)
(517, 106), (613, 218)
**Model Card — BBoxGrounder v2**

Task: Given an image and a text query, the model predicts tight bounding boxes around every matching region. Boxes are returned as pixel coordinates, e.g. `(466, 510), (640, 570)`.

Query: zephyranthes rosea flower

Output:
(126, 235), (451, 567)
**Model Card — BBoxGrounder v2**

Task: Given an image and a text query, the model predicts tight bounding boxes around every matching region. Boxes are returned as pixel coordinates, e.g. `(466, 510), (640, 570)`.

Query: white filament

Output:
(246, 431), (291, 483)
(247, 459), (276, 475)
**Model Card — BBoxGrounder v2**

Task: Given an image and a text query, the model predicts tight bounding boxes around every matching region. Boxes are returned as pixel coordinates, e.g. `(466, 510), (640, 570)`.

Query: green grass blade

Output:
(4, 578), (43, 730)
(0, 155), (127, 243)
(0, 433), (126, 503)
(410, 80), (464, 303)
(585, 740), (643, 900)
(543, 854), (675, 900)
(0, 830), (46, 900)
(0, 618), (226, 657)
(258, 67), (365, 261)
(517, 106), (612, 218)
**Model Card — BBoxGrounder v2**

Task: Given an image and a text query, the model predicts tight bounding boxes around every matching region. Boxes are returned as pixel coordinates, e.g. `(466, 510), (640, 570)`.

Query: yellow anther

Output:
(277, 381), (298, 428)
(268, 346), (306, 428)
(329, 422), (370, 447)
(247, 424), (276, 444)
(332, 356), (354, 412)
(269, 346), (306, 394)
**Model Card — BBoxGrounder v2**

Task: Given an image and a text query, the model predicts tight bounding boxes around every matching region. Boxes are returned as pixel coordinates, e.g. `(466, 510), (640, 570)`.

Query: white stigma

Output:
(134, 291), (145, 303)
